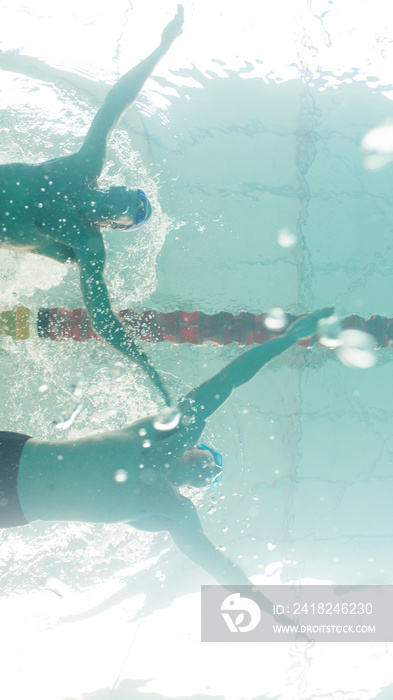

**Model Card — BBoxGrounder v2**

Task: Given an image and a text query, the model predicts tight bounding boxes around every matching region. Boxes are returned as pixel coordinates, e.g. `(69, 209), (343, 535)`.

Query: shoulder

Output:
(38, 152), (95, 188)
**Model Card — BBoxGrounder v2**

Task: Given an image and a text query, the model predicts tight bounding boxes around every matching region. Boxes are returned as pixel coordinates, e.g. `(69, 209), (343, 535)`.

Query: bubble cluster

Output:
(336, 330), (377, 369)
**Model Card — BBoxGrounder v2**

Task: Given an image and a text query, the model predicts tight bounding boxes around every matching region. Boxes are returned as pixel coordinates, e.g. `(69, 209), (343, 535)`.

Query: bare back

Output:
(17, 409), (204, 526)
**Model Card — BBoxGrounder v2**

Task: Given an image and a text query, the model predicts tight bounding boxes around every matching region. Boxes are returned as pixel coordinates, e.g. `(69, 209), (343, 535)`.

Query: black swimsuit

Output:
(0, 431), (31, 528)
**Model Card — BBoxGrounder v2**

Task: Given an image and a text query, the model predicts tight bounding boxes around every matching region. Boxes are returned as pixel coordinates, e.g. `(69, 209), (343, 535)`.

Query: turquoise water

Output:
(1, 1), (393, 699)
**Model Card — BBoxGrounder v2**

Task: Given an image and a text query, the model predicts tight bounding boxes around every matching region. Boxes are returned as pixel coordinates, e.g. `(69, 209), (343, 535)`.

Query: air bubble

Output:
(267, 542), (276, 550)
(362, 121), (393, 170)
(142, 439), (151, 448)
(139, 428), (147, 437)
(38, 378), (50, 393)
(114, 469), (128, 483)
(336, 330), (377, 369)
(264, 308), (287, 331)
(108, 361), (126, 381)
(277, 228), (298, 248)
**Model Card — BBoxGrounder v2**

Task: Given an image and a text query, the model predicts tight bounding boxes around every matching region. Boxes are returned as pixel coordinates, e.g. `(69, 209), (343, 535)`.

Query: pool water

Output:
(1, 1), (393, 699)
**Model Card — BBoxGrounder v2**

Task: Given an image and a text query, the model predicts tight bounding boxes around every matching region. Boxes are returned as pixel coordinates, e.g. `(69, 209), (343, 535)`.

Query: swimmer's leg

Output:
(77, 5), (184, 182)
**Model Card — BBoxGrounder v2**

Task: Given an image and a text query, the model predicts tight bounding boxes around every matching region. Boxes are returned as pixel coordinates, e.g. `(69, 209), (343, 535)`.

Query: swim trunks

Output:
(0, 431), (31, 528)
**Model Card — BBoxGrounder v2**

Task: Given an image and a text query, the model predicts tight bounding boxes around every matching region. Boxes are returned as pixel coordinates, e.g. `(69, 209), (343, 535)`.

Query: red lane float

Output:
(0, 306), (390, 349)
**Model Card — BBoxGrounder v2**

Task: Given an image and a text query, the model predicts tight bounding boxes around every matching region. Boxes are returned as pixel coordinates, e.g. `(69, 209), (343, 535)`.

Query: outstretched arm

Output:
(77, 5), (184, 182)
(170, 519), (252, 586)
(179, 308), (334, 422)
(168, 506), (299, 626)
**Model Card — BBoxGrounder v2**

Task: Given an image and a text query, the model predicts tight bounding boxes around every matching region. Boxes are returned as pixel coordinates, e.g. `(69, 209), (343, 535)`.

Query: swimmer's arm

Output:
(169, 519), (252, 586)
(35, 224), (170, 405)
(76, 252), (171, 406)
(169, 517), (297, 624)
(76, 6), (184, 181)
(134, 499), (249, 585)
(178, 307), (334, 422)
(135, 505), (299, 628)
(146, 498), (251, 585)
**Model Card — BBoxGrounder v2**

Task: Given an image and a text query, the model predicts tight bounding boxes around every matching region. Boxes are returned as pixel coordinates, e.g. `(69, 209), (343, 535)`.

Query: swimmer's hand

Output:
(287, 307), (335, 340)
(161, 5), (184, 48)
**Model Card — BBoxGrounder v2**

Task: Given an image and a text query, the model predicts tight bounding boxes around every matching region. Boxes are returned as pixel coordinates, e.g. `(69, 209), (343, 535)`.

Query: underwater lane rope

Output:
(0, 306), (390, 349)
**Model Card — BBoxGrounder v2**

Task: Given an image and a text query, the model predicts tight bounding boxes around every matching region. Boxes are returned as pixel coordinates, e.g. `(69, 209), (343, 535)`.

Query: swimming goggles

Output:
(196, 443), (223, 487)
(119, 188), (152, 231)
(135, 189), (151, 226)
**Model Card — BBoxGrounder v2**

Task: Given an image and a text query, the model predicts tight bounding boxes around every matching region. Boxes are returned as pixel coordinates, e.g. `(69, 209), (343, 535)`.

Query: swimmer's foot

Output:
(160, 5), (184, 48)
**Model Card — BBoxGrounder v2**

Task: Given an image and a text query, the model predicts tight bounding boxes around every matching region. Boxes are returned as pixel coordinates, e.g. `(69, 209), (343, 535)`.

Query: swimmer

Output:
(0, 308), (332, 598)
(0, 6), (185, 407)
